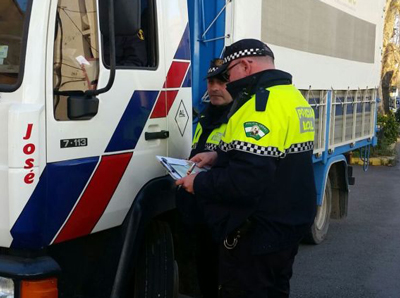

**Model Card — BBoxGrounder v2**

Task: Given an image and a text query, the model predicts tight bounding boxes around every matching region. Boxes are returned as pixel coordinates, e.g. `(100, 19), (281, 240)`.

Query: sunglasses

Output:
(221, 60), (252, 82)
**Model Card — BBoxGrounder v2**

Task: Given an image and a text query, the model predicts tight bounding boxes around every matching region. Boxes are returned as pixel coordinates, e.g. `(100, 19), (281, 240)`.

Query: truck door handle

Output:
(145, 130), (169, 140)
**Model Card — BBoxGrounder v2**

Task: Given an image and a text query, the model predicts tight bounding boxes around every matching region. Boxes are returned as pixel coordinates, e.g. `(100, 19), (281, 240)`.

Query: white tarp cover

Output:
(228, 0), (385, 90)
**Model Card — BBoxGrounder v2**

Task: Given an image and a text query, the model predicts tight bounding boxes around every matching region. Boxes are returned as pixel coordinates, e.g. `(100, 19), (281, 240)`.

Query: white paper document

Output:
(156, 156), (208, 180)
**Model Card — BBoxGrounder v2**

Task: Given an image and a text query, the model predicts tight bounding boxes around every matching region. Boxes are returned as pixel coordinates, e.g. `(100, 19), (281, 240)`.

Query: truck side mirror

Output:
(67, 92), (99, 120)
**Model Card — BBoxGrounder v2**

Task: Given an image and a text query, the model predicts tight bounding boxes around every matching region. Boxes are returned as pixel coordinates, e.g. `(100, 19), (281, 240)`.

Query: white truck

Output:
(0, 0), (385, 297)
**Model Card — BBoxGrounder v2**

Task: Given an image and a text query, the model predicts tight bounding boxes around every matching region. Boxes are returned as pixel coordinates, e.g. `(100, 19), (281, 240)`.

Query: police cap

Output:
(222, 38), (274, 64)
(205, 58), (228, 80)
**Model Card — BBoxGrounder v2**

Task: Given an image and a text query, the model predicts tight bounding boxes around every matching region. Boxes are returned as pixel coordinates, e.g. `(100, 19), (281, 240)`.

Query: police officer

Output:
(177, 39), (317, 298)
(176, 59), (233, 298)
(191, 59), (233, 157)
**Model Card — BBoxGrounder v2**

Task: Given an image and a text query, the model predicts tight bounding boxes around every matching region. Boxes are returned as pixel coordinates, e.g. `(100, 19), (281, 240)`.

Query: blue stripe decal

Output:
(105, 91), (159, 153)
(174, 24), (191, 60)
(11, 157), (99, 249)
(182, 65), (192, 87)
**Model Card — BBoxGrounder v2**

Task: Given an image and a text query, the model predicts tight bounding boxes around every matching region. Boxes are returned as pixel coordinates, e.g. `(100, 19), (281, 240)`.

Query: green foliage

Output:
(370, 138), (396, 156)
(371, 112), (399, 156)
(377, 112), (399, 145)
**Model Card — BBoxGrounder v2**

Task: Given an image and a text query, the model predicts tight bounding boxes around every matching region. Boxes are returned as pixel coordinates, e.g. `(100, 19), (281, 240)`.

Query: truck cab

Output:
(1, 0), (194, 296)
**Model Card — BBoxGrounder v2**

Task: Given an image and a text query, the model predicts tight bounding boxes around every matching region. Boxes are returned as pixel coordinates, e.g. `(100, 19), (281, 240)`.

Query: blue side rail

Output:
(305, 89), (378, 205)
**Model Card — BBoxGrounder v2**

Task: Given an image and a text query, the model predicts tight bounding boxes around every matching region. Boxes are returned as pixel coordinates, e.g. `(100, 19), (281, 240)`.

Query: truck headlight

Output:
(0, 277), (14, 298)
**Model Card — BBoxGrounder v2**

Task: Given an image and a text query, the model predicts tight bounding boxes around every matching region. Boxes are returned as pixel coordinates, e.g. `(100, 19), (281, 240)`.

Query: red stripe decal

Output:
(150, 61), (190, 119)
(150, 90), (179, 118)
(163, 61), (190, 88)
(54, 153), (133, 244)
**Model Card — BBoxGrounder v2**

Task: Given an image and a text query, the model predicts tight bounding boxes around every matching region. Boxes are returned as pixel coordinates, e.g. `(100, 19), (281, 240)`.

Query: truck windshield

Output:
(0, 0), (31, 90)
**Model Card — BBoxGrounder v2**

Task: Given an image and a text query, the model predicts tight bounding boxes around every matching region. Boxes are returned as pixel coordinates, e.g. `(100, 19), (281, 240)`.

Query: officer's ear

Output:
(242, 59), (253, 76)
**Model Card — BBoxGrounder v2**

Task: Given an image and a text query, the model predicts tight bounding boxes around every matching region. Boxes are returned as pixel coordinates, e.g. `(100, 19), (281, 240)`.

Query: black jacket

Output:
(193, 70), (317, 254)
(176, 102), (232, 225)
(190, 102), (233, 157)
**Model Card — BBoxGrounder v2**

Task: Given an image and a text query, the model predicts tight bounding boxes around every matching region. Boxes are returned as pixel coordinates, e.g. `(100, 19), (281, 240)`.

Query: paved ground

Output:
(291, 145), (400, 298)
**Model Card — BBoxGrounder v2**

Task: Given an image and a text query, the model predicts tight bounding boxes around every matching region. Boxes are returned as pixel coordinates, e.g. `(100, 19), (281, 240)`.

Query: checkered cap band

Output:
(223, 48), (267, 64)
(208, 67), (218, 74)
(219, 141), (314, 158)
(286, 141), (314, 154)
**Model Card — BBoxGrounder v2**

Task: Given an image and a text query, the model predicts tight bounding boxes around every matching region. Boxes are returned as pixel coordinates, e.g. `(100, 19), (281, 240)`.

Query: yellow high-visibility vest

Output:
(221, 84), (315, 157)
(192, 122), (227, 152)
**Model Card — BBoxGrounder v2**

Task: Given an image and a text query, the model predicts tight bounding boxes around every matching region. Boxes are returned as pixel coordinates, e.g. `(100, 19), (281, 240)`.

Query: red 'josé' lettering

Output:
(23, 124), (36, 184)
(24, 158), (34, 169)
(24, 172), (35, 184)
(23, 123), (33, 140)
(23, 143), (36, 155)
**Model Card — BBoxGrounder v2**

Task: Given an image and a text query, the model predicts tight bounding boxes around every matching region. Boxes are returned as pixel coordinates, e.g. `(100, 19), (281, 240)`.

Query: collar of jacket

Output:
(226, 69), (292, 118)
(200, 101), (233, 130)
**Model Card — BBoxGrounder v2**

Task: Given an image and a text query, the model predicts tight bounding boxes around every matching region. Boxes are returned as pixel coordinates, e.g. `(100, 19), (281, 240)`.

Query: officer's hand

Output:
(190, 152), (218, 168)
(176, 173), (197, 194)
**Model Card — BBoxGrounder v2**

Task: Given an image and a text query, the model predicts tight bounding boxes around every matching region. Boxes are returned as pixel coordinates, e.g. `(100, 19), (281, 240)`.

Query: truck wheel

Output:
(134, 221), (178, 298)
(304, 177), (332, 244)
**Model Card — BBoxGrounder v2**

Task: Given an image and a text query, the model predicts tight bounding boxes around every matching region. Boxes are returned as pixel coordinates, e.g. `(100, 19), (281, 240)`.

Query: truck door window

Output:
(53, 0), (100, 120)
(0, 0), (31, 91)
(102, 0), (158, 69)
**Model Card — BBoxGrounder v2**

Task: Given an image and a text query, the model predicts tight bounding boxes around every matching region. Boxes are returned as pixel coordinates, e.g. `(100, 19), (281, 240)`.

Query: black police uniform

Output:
(193, 39), (317, 298)
(176, 101), (232, 298)
(176, 59), (233, 298)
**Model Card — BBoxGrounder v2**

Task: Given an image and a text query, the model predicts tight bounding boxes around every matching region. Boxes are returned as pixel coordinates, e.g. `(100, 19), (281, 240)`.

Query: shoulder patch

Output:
(244, 122), (269, 140)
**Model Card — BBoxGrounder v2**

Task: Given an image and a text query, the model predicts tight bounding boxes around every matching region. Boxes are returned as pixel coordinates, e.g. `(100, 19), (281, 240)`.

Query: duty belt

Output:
(223, 219), (253, 250)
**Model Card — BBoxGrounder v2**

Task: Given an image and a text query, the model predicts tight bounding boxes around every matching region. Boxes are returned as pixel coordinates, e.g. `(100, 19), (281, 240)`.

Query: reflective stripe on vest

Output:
(192, 123), (227, 151)
(221, 84), (315, 157)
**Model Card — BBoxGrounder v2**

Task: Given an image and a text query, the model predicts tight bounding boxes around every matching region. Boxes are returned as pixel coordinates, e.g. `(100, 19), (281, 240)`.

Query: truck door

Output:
(43, 0), (168, 244)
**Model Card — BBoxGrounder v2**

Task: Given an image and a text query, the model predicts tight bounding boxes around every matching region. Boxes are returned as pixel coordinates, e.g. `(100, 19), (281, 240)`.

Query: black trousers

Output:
(195, 224), (219, 298)
(219, 236), (299, 298)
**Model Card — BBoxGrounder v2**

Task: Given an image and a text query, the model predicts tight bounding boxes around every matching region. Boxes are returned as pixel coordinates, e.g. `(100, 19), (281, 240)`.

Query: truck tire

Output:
(304, 176), (332, 244)
(134, 221), (178, 298)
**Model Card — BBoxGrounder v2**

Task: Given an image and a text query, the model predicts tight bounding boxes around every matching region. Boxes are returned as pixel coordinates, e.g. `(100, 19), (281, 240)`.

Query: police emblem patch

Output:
(244, 122), (269, 140)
